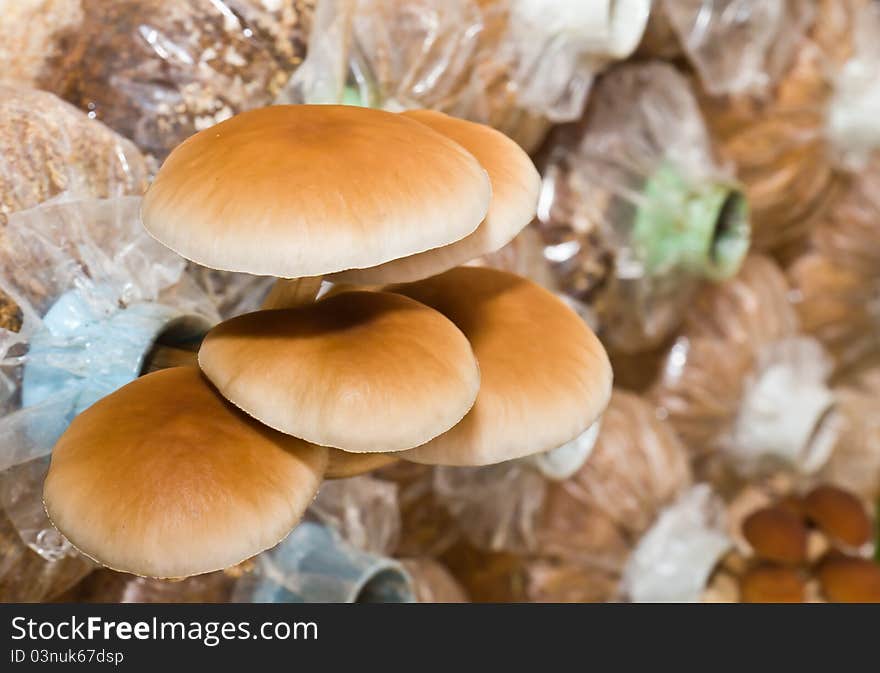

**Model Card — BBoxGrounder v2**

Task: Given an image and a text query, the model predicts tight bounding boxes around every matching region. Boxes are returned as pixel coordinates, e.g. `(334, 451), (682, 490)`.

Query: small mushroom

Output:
(742, 506), (808, 565)
(817, 555), (880, 603)
(334, 110), (541, 284)
(740, 565), (806, 603)
(141, 105), (492, 307)
(43, 367), (327, 579)
(389, 266), (612, 465)
(804, 484), (872, 548)
(199, 291), (481, 453)
(777, 494), (807, 519)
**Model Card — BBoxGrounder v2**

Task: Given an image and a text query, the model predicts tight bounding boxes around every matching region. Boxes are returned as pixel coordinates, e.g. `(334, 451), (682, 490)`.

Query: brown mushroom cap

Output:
(334, 110), (540, 284)
(740, 565), (806, 603)
(804, 485), (872, 547)
(199, 291), (481, 453)
(142, 105), (491, 278)
(390, 266), (612, 466)
(817, 555), (880, 603)
(742, 506), (808, 565)
(43, 367), (327, 579)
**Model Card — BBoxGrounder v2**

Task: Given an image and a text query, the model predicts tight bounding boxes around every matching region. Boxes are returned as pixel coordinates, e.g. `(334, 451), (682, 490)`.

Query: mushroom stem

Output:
(325, 449), (400, 479)
(261, 276), (323, 309)
(141, 344), (200, 374)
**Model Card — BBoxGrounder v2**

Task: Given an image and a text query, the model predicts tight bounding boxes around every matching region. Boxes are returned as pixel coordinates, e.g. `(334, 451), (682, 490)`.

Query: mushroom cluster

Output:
(43, 104), (612, 579)
(705, 483), (880, 603)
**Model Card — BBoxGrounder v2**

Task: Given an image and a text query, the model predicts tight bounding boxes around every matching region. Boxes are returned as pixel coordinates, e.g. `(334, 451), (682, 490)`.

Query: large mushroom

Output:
(198, 290), (481, 453)
(141, 104), (493, 309)
(388, 266), (612, 466)
(333, 110), (541, 284)
(43, 367), (327, 578)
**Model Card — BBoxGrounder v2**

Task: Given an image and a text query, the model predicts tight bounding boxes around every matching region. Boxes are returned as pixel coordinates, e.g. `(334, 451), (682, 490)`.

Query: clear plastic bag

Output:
(537, 390), (692, 557)
(0, 458), (95, 602)
(789, 167), (880, 371)
(432, 462), (548, 555)
(697, 1), (880, 253)
(282, 0), (649, 152)
(27, 0), (314, 159)
(620, 484), (731, 602)
(660, 0), (815, 97)
(432, 390), (696, 602)
(651, 255), (839, 476)
(0, 86), (149, 226)
(376, 462), (462, 559)
(309, 476), (401, 556)
(535, 61), (750, 353)
(0, 85), (150, 334)
(0, 196), (217, 602)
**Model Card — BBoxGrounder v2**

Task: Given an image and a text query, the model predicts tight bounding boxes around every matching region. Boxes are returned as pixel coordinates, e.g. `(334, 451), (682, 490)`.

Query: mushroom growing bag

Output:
(697, 0), (880, 253)
(0, 86), (149, 226)
(659, 0), (815, 97)
(281, 0), (649, 151)
(650, 255), (839, 476)
(789, 165), (880, 371)
(535, 61), (750, 353)
(0, 196), (217, 601)
(430, 390), (732, 602)
(13, 0), (314, 160)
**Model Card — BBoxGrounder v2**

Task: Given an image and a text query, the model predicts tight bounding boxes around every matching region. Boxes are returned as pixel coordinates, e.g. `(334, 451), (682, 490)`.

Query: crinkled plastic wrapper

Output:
(0, 86), (149, 227)
(697, 1), (880, 253)
(16, 0), (313, 159)
(282, 0), (649, 152)
(650, 255), (839, 477)
(0, 86), (150, 333)
(535, 61), (750, 353)
(309, 476), (401, 557)
(789, 167), (880, 371)
(620, 484), (731, 602)
(536, 391), (692, 565)
(660, 0), (815, 97)
(184, 265), (276, 321)
(0, 196), (218, 602)
(412, 390), (697, 602)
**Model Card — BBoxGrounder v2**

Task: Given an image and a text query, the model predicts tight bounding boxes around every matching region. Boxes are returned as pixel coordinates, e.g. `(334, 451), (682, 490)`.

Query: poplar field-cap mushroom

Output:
(387, 266), (613, 466)
(141, 105), (492, 308)
(334, 110), (541, 284)
(43, 367), (327, 579)
(198, 290), (481, 453)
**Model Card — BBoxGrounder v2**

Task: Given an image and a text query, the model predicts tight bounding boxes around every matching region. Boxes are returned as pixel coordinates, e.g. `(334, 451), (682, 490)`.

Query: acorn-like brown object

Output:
(818, 556), (880, 603)
(804, 485), (872, 548)
(740, 565), (806, 603)
(742, 507), (808, 565)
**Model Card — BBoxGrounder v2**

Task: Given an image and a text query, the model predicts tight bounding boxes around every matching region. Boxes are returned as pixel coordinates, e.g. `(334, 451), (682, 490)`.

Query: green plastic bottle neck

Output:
(633, 163), (750, 281)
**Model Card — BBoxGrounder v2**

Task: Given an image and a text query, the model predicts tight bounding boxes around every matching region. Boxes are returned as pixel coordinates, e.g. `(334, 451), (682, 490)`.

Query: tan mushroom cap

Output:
(334, 110), (540, 284)
(390, 266), (612, 466)
(198, 291), (481, 453)
(141, 105), (491, 278)
(43, 367), (327, 579)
